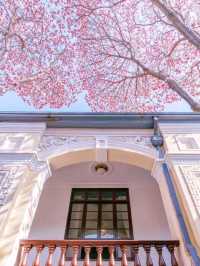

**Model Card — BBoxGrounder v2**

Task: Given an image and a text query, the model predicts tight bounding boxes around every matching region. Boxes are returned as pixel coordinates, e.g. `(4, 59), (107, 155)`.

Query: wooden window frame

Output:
(64, 188), (133, 240)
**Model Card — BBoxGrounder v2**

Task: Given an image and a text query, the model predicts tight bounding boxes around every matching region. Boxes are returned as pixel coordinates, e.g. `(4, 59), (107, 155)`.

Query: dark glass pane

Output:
(116, 204), (128, 212)
(85, 220), (98, 228)
(117, 220), (129, 229)
(87, 203), (98, 211)
(68, 229), (81, 238)
(101, 211), (113, 220)
(72, 191), (85, 201)
(72, 203), (84, 212)
(117, 212), (128, 220)
(69, 219), (82, 228)
(102, 204), (112, 211)
(84, 229), (97, 239)
(117, 229), (130, 239)
(115, 191), (127, 200)
(87, 191), (99, 200)
(101, 191), (113, 200)
(86, 212), (98, 219)
(101, 220), (113, 229)
(101, 229), (114, 239)
(71, 211), (83, 219)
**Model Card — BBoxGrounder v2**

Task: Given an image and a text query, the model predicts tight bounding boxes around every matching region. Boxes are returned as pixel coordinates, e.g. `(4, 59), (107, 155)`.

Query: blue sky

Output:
(0, 91), (192, 112)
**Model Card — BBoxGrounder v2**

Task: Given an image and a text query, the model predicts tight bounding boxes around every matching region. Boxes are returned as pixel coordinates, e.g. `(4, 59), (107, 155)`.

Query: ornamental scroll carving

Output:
(38, 134), (153, 154)
(0, 167), (21, 207)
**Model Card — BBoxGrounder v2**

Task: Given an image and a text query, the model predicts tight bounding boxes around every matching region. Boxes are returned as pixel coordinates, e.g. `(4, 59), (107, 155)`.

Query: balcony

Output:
(18, 239), (179, 266)
(16, 161), (184, 265)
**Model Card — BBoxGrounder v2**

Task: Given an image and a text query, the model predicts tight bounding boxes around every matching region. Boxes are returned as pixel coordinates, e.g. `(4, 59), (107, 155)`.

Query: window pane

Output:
(85, 220), (98, 228)
(87, 191), (99, 200)
(101, 212), (113, 220)
(101, 229), (114, 239)
(86, 212), (98, 219)
(101, 191), (113, 200)
(115, 191), (127, 200)
(116, 204), (128, 212)
(84, 229), (97, 239)
(72, 203), (84, 212)
(87, 204), (98, 211)
(72, 191), (85, 201)
(117, 220), (129, 229)
(71, 212), (83, 219)
(70, 220), (82, 228)
(102, 204), (112, 211)
(68, 229), (81, 238)
(101, 220), (113, 229)
(117, 229), (130, 239)
(117, 212), (128, 220)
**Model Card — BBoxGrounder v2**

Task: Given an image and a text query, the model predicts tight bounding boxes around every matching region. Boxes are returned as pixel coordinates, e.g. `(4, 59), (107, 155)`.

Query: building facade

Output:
(0, 113), (200, 266)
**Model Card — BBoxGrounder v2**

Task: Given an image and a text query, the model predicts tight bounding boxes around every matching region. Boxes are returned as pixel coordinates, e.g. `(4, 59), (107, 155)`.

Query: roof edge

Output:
(0, 112), (199, 129)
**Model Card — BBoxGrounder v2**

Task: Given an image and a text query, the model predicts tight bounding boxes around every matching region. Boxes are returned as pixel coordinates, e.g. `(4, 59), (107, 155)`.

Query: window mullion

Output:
(81, 201), (87, 239)
(113, 190), (117, 239)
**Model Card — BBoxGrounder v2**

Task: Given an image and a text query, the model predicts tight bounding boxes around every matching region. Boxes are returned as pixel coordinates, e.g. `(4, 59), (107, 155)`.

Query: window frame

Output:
(64, 188), (133, 240)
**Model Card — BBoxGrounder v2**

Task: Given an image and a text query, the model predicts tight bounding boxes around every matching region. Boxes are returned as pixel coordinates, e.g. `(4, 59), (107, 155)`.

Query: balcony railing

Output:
(18, 239), (179, 266)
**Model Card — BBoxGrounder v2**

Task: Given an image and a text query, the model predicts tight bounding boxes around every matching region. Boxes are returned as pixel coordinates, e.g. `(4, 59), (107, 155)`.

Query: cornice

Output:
(0, 122), (46, 133)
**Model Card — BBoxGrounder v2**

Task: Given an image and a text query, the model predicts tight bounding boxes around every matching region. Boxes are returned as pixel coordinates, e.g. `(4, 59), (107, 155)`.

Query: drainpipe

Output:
(151, 117), (200, 266)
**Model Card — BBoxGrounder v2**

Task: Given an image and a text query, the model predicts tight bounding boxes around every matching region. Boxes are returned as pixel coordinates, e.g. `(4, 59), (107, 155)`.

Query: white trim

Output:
(159, 123), (200, 134)
(0, 122), (46, 133)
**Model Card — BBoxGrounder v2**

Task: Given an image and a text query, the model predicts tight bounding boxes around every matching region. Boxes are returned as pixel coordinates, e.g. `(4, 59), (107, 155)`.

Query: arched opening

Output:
(23, 147), (181, 265)
(16, 148), (184, 266)
(29, 161), (170, 242)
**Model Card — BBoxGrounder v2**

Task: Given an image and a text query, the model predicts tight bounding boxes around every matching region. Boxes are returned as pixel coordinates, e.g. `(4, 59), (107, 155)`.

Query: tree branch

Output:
(151, 0), (200, 50)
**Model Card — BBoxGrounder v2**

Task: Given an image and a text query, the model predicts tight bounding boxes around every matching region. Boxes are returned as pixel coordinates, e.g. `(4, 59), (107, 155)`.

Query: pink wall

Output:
(27, 162), (172, 265)
(29, 162), (171, 240)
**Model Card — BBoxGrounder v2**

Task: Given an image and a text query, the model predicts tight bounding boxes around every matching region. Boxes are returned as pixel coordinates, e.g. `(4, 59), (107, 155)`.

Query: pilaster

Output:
(0, 122), (49, 266)
(159, 122), (200, 253)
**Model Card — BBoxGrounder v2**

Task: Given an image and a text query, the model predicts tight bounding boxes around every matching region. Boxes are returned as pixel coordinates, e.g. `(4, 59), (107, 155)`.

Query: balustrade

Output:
(18, 240), (179, 266)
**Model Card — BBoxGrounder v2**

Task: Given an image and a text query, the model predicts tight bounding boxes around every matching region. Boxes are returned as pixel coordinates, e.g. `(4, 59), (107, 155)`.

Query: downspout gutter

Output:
(151, 117), (200, 266)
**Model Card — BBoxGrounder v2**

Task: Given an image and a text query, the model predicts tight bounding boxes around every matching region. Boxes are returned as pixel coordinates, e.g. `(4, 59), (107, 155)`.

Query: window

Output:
(65, 188), (133, 240)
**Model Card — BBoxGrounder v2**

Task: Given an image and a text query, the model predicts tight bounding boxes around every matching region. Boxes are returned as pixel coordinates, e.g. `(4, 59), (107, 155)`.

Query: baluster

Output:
(133, 245), (141, 266)
(19, 244), (32, 266)
(46, 245), (56, 266)
(84, 246), (91, 266)
(33, 245), (43, 266)
(121, 246), (128, 266)
(156, 245), (166, 266)
(96, 246), (103, 266)
(109, 246), (115, 266)
(144, 245), (153, 266)
(71, 246), (79, 266)
(59, 245), (67, 266)
(168, 245), (178, 266)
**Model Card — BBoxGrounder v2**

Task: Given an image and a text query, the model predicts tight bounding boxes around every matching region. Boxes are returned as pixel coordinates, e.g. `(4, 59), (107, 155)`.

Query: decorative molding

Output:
(0, 154), (49, 172)
(159, 123), (200, 134)
(37, 134), (155, 160)
(0, 167), (23, 207)
(179, 165), (200, 217)
(0, 122), (46, 133)
(38, 135), (96, 153)
(0, 153), (34, 163)
(107, 135), (152, 148)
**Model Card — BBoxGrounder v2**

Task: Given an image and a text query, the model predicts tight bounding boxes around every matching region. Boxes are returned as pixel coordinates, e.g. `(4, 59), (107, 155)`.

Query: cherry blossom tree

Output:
(0, 0), (199, 111)
(0, 0), (82, 108)
(74, 0), (200, 111)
